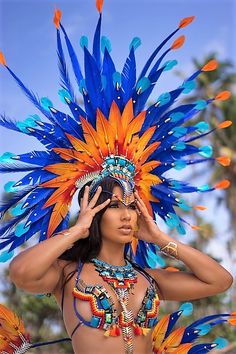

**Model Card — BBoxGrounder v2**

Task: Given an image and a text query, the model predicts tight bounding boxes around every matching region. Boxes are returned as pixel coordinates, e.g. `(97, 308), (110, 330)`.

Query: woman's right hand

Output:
(71, 185), (110, 239)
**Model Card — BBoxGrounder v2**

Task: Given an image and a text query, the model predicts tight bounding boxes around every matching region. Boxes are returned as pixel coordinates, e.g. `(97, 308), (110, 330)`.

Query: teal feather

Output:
(58, 89), (72, 103)
(172, 142), (186, 151)
(80, 35), (88, 49)
(0, 250), (14, 263)
(163, 59), (177, 71)
(198, 184), (210, 191)
(181, 80), (196, 94)
(173, 160), (187, 170)
(146, 247), (159, 268)
(10, 203), (25, 217)
(179, 302), (193, 316)
(79, 79), (88, 94)
(178, 199), (191, 211)
(194, 121), (209, 133)
(170, 112), (185, 122)
(199, 145), (213, 158)
(113, 71), (121, 88)
(194, 99), (207, 110)
(195, 324), (211, 336)
(157, 92), (171, 107)
(101, 36), (112, 53)
(214, 338), (228, 349)
(176, 223), (186, 235)
(136, 77), (151, 94)
(165, 212), (180, 228)
(172, 126), (187, 138)
(4, 181), (18, 193)
(147, 247), (165, 267)
(15, 222), (31, 237)
(0, 152), (15, 162)
(129, 37), (141, 51)
(40, 97), (53, 111)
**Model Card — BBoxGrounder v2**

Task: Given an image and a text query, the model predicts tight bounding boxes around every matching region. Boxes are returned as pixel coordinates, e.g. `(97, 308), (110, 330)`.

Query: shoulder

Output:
(53, 259), (78, 295)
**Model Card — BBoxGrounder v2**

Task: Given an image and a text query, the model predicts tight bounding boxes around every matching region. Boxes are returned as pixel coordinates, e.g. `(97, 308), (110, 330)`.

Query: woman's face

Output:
(100, 185), (138, 244)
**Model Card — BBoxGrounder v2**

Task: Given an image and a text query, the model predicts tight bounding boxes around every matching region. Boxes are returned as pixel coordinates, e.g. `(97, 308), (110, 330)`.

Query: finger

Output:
(135, 198), (150, 217)
(81, 185), (90, 209)
(89, 186), (103, 208)
(93, 198), (111, 213)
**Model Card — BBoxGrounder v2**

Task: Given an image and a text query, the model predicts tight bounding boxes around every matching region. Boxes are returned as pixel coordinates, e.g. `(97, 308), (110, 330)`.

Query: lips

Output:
(119, 225), (132, 230)
(118, 225), (132, 234)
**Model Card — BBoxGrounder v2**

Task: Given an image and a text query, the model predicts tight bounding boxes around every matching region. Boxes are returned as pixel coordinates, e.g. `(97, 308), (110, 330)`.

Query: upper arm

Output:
(10, 260), (64, 295)
(146, 268), (229, 301)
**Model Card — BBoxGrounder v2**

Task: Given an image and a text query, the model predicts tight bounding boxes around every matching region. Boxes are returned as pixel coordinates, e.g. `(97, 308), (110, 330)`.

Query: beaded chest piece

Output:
(72, 259), (160, 354)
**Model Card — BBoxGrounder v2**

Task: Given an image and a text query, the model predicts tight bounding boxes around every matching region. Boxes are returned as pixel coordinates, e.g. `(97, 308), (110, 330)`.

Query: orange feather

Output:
(131, 237), (138, 255)
(96, 0), (104, 13)
(152, 314), (170, 345)
(0, 51), (6, 66)
(178, 16), (195, 28)
(65, 133), (102, 164)
(215, 90), (231, 101)
(108, 101), (124, 153)
(171, 35), (185, 50)
(171, 343), (194, 354)
(0, 305), (25, 338)
(136, 142), (161, 166)
(53, 8), (62, 29)
(214, 179), (230, 189)
(124, 111), (146, 150)
(80, 116), (106, 158)
(216, 156), (231, 166)
(47, 201), (70, 237)
(202, 59), (218, 72)
(121, 99), (134, 132)
(217, 120), (232, 129)
(44, 162), (89, 175)
(132, 126), (157, 162)
(96, 109), (116, 154)
(159, 327), (185, 351)
(53, 148), (96, 167)
(43, 182), (75, 208)
(139, 161), (161, 174)
(193, 205), (207, 211)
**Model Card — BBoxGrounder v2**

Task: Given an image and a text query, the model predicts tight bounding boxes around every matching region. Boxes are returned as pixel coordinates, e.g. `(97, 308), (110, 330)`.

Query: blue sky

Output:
(0, 0), (235, 268)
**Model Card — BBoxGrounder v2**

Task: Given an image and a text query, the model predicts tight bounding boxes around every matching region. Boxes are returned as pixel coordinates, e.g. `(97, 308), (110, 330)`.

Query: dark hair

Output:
(59, 177), (119, 263)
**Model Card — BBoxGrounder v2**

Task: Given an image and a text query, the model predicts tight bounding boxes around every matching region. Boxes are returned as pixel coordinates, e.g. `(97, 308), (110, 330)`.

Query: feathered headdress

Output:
(0, 0), (231, 267)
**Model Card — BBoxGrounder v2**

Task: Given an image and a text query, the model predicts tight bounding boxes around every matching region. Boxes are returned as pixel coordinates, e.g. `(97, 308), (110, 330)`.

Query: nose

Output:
(120, 207), (131, 221)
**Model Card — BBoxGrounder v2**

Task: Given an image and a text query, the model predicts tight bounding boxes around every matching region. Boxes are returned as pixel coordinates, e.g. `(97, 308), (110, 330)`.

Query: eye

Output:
(108, 202), (119, 208)
(128, 203), (137, 210)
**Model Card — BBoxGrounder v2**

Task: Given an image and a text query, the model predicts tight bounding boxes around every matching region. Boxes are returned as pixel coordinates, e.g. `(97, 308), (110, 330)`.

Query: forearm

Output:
(154, 230), (233, 288)
(9, 225), (83, 282)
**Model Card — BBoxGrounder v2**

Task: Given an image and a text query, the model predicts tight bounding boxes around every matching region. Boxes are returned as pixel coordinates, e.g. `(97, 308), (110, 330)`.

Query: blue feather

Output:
(6, 67), (53, 121)
(60, 24), (84, 87)
(121, 46), (136, 104)
(93, 14), (102, 68)
(0, 114), (22, 133)
(56, 29), (75, 100)
(49, 107), (84, 139)
(0, 186), (35, 216)
(101, 48), (116, 112)
(84, 46), (103, 115)
(138, 27), (179, 80)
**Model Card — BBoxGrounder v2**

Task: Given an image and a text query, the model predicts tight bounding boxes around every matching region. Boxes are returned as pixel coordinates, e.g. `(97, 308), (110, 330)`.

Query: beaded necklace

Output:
(91, 258), (138, 354)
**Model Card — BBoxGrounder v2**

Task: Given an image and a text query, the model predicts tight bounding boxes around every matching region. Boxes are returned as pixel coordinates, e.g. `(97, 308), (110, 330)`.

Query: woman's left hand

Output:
(134, 191), (162, 243)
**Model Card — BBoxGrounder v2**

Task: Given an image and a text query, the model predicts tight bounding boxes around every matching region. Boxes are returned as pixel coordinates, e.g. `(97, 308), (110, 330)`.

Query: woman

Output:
(9, 177), (233, 354)
(0, 2), (235, 353)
